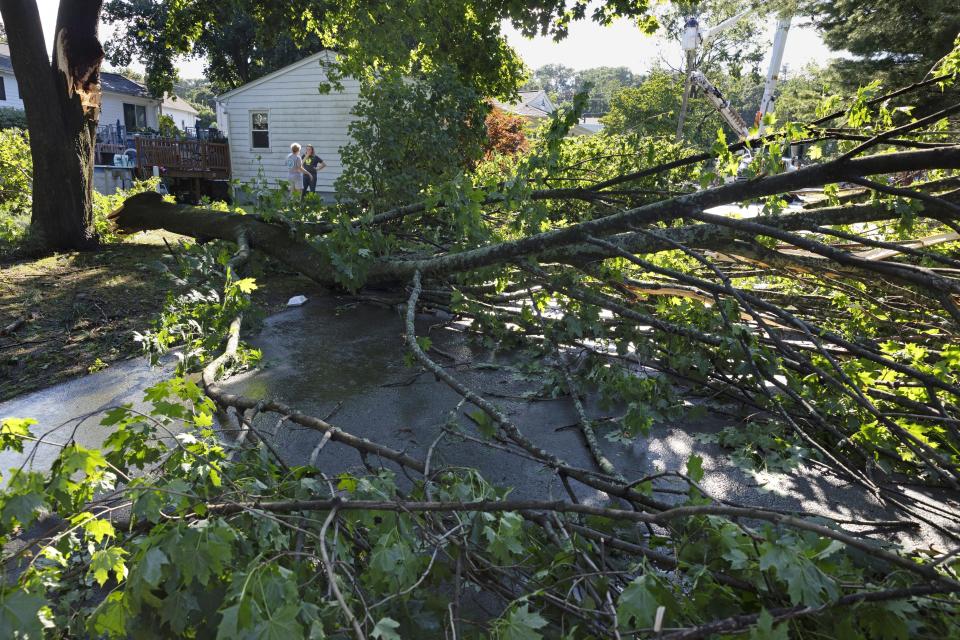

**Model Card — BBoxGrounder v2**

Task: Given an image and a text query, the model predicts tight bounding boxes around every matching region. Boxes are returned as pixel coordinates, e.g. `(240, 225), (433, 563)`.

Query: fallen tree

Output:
(3, 70), (960, 638)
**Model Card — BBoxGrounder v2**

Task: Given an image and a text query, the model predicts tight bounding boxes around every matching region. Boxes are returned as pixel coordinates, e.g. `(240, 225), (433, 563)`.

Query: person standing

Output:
(301, 144), (326, 200)
(286, 143), (310, 195)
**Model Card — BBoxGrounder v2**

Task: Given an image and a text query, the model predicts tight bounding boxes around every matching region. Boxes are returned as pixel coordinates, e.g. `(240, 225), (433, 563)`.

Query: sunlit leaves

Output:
(0, 128), (33, 245)
(89, 547), (128, 587)
(0, 417), (34, 453)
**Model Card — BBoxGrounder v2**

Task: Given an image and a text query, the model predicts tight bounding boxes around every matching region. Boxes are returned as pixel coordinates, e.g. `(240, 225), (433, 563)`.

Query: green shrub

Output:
(0, 107), (28, 130)
(0, 127), (32, 246)
(157, 114), (179, 138)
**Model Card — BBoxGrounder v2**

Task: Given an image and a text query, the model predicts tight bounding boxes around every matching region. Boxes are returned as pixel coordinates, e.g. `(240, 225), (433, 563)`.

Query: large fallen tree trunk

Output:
(111, 146), (960, 287)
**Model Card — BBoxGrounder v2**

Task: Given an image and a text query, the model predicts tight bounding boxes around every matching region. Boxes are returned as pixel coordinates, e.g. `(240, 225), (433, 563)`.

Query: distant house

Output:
(491, 90), (557, 118)
(160, 94), (200, 131)
(215, 51), (359, 196)
(2, 44), (225, 199)
(214, 54), (601, 198)
(491, 89), (596, 136)
(1, 44), (195, 133)
(98, 72), (161, 133)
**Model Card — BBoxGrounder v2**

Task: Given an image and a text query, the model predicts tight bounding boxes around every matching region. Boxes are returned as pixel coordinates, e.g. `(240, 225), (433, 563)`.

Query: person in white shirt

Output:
(285, 143), (310, 194)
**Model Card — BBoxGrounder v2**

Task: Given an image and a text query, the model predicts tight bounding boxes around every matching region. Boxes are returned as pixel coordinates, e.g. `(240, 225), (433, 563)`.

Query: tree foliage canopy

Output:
(801, 0), (960, 93)
(103, 0), (661, 98)
(104, 0), (327, 93)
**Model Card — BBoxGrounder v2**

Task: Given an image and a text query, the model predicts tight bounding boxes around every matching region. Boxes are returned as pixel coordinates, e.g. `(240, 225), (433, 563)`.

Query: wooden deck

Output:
(134, 138), (231, 180)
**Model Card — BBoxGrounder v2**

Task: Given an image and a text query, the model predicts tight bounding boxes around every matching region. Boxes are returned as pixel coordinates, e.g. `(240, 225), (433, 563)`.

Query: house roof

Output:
(162, 93), (199, 115)
(0, 54), (150, 98)
(99, 71), (150, 97)
(518, 90), (546, 102)
(491, 89), (556, 119)
(490, 99), (552, 118)
(216, 50), (336, 101)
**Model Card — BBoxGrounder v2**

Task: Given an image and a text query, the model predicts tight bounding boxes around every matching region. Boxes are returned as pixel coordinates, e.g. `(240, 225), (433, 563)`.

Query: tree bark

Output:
(0, 0), (103, 250)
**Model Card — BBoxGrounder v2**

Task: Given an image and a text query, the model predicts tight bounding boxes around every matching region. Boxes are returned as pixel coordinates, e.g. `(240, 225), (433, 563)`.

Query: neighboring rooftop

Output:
(161, 93), (199, 115)
(492, 89), (556, 119)
(99, 71), (149, 98)
(491, 89), (595, 135)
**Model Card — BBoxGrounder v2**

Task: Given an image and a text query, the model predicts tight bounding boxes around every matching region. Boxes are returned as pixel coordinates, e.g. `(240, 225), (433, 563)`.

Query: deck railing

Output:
(134, 137), (231, 180)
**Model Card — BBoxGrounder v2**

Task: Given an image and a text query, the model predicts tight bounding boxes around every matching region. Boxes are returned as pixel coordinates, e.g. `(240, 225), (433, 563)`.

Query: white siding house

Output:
(97, 72), (161, 133)
(0, 46), (24, 110)
(215, 51), (360, 195)
(160, 94), (200, 131)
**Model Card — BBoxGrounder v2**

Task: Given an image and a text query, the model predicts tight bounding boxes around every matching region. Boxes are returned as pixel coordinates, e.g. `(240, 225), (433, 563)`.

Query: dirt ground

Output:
(0, 231), (321, 402)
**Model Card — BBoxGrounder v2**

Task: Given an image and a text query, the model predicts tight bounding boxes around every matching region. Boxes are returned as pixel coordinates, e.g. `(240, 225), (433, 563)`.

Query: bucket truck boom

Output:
(677, 6), (792, 141)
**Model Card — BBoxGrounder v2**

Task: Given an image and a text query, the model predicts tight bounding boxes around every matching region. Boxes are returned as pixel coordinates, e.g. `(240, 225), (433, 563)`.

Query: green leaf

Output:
(498, 604), (547, 640)
(337, 473), (358, 493)
(70, 512), (116, 544)
(141, 547), (169, 587)
(858, 600), (914, 640)
(234, 277), (258, 294)
(89, 547), (128, 587)
(372, 617), (402, 640)
(252, 603), (304, 639)
(617, 575), (659, 629)
(469, 409), (497, 438)
(484, 511), (525, 562)
(0, 417), (35, 453)
(2, 491), (45, 527)
(685, 454), (704, 484)
(193, 411), (214, 427)
(90, 592), (131, 639)
(174, 523), (235, 586)
(749, 610), (788, 640)
(217, 601), (251, 640)
(160, 590), (200, 634)
(0, 589), (46, 639)
(759, 539), (837, 606)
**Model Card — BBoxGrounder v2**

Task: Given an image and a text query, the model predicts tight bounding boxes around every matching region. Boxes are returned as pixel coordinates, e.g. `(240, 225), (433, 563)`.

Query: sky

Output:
(33, 1), (840, 81)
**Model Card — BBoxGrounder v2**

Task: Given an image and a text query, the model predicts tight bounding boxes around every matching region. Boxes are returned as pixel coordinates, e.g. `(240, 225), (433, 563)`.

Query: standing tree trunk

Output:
(0, 0), (103, 250)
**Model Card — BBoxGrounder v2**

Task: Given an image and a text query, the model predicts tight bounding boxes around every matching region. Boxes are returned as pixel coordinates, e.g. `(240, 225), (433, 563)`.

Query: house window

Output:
(123, 103), (147, 131)
(251, 111), (269, 148)
(0, 77), (6, 101)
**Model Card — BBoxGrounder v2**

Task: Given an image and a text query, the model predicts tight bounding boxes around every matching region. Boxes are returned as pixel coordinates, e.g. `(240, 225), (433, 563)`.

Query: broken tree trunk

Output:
(0, 0), (104, 250)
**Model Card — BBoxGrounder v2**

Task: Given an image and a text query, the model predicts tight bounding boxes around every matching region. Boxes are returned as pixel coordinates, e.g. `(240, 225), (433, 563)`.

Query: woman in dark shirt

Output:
(301, 145), (326, 199)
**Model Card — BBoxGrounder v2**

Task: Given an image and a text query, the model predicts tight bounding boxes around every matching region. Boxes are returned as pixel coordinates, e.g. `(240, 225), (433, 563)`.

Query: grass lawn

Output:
(0, 231), (321, 402)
